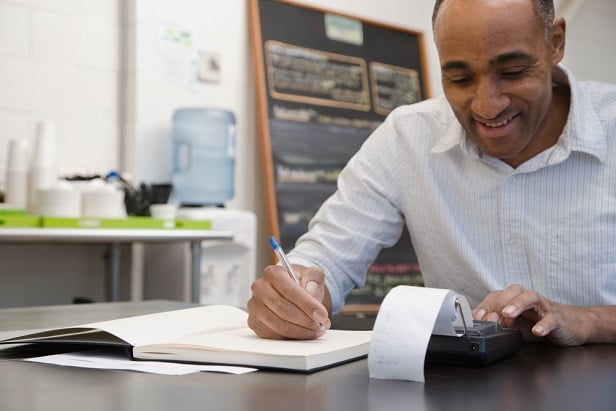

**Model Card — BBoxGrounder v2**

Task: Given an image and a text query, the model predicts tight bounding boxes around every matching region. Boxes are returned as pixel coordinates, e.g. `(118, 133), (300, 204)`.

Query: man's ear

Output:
(551, 17), (566, 65)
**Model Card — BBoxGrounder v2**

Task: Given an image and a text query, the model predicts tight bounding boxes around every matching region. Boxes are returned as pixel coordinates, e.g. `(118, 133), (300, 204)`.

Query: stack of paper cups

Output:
(28, 121), (57, 214)
(4, 138), (30, 209)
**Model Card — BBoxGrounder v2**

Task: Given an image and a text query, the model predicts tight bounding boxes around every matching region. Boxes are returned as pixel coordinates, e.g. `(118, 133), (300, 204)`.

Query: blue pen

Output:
(269, 236), (300, 283)
(268, 236), (326, 333)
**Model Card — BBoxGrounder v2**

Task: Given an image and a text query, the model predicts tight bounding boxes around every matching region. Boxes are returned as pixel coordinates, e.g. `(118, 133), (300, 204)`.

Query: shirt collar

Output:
(430, 97), (465, 154)
(430, 65), (608, 164)
(557, 65), (607, 163)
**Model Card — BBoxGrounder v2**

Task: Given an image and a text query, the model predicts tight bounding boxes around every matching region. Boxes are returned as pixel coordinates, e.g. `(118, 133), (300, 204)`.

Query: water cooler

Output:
(170, 108), (236, 207)
(183, 207), (256, 307)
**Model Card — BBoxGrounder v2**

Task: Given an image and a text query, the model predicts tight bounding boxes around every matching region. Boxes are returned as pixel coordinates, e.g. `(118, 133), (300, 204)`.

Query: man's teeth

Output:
(482, 116), (514, 128)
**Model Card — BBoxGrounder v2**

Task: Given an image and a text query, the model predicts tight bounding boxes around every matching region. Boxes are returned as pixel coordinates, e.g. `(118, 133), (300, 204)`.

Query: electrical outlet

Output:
(197, 51), (221, 83)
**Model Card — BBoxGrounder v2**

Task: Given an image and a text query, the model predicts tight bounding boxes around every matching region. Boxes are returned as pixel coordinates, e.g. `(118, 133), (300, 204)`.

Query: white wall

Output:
(559, 0), (616, 83)
(0, 0), (615, 307)
(0, 0), (121, 186)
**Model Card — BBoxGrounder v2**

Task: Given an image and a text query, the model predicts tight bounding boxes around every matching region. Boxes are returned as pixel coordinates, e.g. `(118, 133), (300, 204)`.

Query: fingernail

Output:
(475, 309), (486, 319)
(534, 325), (545, 336)
(503, 305), (516, 315)
(305, 280), (319, 296)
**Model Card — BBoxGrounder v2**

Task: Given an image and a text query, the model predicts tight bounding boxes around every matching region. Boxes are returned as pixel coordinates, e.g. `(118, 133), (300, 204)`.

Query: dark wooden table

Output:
(1, 301), (614, 411)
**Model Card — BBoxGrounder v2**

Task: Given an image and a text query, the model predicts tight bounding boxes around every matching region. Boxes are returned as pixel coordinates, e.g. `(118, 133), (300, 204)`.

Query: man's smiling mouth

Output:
(480, 115), (516, 128)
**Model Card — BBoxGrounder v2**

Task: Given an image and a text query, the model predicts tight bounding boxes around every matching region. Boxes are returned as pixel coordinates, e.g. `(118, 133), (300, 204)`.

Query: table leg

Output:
(190, 241), (202, 303)
(109, 242), (121, 301)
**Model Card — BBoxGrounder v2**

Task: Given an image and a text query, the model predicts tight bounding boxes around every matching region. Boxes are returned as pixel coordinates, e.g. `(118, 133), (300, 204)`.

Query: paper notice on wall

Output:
(368, 285), (473, 383)
(159, 26), (197, 91)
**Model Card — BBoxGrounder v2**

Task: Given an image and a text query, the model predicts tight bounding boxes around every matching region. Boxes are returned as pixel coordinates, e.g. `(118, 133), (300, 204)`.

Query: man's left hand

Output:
(473, 284), (593, 346)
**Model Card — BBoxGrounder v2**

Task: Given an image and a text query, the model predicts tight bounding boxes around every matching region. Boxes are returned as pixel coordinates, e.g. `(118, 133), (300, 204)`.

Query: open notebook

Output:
(0, 305), (372, 373)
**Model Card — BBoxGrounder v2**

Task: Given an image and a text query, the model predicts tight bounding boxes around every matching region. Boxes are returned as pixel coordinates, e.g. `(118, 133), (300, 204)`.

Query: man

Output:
(247, 0), (616, 346)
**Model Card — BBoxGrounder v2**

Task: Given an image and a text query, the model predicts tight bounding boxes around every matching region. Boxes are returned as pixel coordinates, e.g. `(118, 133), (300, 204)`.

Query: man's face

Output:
(434, 0), (565, 167)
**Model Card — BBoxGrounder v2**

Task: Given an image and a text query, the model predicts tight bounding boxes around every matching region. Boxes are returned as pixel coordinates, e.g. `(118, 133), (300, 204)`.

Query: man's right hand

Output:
(247, 264), (331, 340)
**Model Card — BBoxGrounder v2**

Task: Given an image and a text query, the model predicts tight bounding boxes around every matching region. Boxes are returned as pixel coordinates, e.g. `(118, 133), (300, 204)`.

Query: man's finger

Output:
(474, 284), (528, 320)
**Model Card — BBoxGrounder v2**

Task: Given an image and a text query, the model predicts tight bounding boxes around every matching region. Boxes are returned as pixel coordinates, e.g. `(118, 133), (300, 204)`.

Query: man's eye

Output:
(450, 77), (472, 85)
(502, 68), (527, 77)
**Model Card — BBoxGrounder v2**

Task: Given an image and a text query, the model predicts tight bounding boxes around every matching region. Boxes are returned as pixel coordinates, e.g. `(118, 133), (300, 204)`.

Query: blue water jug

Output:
(171, 108), (236, 206)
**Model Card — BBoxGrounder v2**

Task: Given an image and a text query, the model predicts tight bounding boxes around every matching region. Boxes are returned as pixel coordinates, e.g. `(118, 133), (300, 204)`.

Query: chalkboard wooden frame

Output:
(249, 0), (430, 313)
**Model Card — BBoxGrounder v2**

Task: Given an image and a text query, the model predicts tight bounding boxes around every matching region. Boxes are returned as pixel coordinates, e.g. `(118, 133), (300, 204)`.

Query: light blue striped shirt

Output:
(289, 66), (616, 314)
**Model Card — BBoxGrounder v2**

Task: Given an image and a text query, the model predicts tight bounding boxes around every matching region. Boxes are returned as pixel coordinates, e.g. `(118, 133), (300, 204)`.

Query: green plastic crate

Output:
(0, 215), (42, 228)
(40, 216), (211, 230)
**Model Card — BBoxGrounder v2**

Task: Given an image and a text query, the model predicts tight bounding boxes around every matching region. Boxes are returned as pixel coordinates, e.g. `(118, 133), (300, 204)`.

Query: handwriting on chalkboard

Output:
(370, 62), (422, 115)
(265, 41), (370, 111)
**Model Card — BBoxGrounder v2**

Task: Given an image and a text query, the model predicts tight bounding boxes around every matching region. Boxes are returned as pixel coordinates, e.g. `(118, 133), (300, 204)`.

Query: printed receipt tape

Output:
(368, 285), (473, 383)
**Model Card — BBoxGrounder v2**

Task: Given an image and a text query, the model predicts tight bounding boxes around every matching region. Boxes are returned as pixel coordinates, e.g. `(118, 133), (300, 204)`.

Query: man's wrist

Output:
(584, 306), (616, 343)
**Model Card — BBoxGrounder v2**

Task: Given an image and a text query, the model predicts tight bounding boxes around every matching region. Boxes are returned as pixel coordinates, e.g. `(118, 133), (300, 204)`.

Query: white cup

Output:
(7, 138), (29, 172)
(5, 139), (29, 209)
(32, 122), (56, 168)
(150, 204), (177, 228)
(37, 181), (81, 217)
(28, 122), (57, 214)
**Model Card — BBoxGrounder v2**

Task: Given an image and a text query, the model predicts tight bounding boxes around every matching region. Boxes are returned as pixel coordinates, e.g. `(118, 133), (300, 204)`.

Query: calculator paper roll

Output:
(368, 285), (473, 383)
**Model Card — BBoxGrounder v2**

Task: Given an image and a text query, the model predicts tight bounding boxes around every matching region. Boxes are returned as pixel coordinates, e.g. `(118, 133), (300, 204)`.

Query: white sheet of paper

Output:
(25, 349), (257, 376)
(368, 286), (472, 383)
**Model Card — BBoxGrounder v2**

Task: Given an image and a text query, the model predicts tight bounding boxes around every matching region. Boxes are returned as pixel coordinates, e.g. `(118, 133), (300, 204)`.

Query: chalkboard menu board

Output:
(249, 0), (430, 312)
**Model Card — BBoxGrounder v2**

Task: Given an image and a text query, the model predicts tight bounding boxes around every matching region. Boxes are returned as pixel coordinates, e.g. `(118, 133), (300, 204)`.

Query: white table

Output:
(0, 228), (233, 303)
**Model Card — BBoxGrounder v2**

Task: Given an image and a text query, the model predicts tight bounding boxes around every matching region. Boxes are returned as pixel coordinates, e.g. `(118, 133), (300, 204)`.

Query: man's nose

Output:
(470, 78), (509, 120)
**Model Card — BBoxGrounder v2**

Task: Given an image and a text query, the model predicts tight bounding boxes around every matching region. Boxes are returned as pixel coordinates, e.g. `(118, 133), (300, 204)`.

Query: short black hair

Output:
(432, 0), (555, 42)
